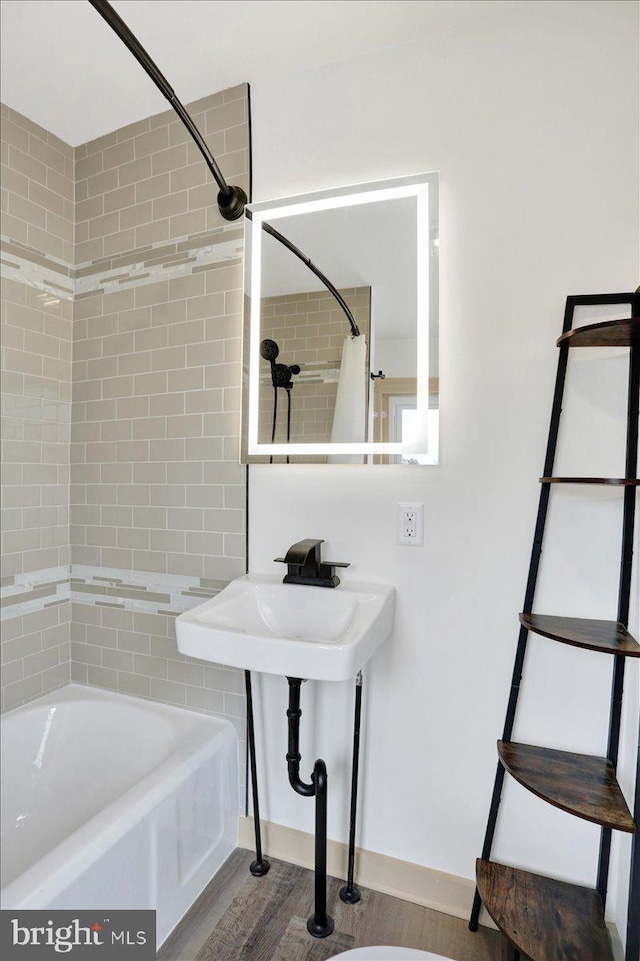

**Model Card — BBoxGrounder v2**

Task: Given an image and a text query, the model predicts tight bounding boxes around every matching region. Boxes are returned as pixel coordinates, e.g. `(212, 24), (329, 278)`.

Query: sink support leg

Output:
(340, 671), (363, 904)
(286, 677), (334, 939)
(245, 670), (270, 877)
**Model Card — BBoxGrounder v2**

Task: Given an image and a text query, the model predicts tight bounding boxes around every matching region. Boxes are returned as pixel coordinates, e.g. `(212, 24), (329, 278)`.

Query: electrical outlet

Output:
(397, 502), (424, 546)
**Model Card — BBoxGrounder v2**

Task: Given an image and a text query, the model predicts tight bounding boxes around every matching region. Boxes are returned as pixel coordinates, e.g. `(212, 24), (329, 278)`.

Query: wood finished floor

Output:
(158, 850), (509, 961)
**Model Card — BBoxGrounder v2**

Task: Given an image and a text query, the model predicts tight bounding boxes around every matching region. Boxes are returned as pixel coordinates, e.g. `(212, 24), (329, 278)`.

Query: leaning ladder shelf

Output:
(469, 293), (640, 961)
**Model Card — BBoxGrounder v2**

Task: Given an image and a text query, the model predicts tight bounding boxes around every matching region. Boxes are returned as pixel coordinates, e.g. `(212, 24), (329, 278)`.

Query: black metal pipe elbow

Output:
(286, 677), (315, 796)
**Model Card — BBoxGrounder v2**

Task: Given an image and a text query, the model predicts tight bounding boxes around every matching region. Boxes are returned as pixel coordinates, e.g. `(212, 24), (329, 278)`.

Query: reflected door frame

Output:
(373, 377), (439, 464)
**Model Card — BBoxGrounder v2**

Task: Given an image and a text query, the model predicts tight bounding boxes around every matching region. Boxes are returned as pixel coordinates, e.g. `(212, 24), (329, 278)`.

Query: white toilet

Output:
(330, 947), (453, 960)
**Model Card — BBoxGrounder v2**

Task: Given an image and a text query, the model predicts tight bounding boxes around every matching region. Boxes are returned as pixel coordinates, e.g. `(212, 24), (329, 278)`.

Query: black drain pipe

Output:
(286, 678), (334, 938)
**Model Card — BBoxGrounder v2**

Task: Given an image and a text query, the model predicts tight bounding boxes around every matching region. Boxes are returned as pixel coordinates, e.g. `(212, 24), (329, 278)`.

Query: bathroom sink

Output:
(175, 574), (394, 681)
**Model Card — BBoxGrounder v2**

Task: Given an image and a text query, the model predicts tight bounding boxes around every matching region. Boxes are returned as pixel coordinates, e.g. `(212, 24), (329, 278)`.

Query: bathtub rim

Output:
(1, 682), (239, 910)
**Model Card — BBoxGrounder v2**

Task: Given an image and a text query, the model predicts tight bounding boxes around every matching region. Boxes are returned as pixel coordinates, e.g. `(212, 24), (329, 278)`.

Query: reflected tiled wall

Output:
(1, 105), (74, 710)
(1, 87), (249, 750)
(258, 288), (370, 462)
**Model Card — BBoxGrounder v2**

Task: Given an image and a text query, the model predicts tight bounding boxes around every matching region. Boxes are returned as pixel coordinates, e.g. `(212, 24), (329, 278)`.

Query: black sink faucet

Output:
(274, 539), (350, 588)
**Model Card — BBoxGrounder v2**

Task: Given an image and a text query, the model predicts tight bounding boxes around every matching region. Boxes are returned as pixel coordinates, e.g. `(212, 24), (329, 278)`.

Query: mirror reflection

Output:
(242, 173), (439, 464)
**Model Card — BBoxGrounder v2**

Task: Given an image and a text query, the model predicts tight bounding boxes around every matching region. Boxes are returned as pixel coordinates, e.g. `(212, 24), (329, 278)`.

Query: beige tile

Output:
(149, 438), (184, 461)
(185, 685), (224, 713)
(118, 351), (151, 376)
(149, 528), (184, 552)
(118, 306), (152, 333)
(187, 341), (225, 367)
(134, 371), (168, 395)
(152, 191), (188, 220)
(47, 167), (74, 202)
(134, 281), (169, 308)
(120, 200), (152, 229)
(167, 413), (202, 437)
(2, 118), (30, 152)
(7, 192), (45, 227)
(150, 392), (184, 416)
(151, 144), (187, 176)
(1, 211), (29, 243)
(102, 375), (133, 398)
(29, 136), (66, 175)
(146, 482), (181, 508)
(136, 172), (170, 203)
(135, 126), (169, 158)
(2, 164), (29, 199)
(101, 462), (132, 483)
(187, 292), (225, 320)
(118, 155), (152, 186)
(104, 184), (136, 213)
(75, 195), (104, 222)
(170, 209), (206, 238)
(118, 527), (150, 550)
(167, 553), (203, 577)
(88, 211), (119, 239)
(151, 346), (186, 371)
(102, 648), (134, 672)
(87, 167), (118, 198)
(135, 219), (170, 246)
(116, 116), (151, 143)
(135, 325), (168, 351)
(76, 238), (104, 263)
(133, 462), (164, 484)
(104, 227), (136, 256)
(102, 505), (133, 526)
(87, 665), (118, 690)
(8, 145), (47, 186)
(118, 672), (151, 697)
(102, 138), (135, 171)
(170, 163), (207, 193)
(132, 417), (167, 440)
(2, 674), (43, 710)
(167, 507), (203, 531)
(75, 150), (103, 181)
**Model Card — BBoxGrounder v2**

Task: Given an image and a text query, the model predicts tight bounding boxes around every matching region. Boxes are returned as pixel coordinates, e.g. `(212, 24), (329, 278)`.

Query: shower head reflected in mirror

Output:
(260, 339), (280, 362)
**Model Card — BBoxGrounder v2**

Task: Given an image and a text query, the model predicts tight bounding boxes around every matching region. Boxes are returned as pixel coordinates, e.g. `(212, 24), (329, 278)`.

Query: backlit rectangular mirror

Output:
(241, 173), (439, 464)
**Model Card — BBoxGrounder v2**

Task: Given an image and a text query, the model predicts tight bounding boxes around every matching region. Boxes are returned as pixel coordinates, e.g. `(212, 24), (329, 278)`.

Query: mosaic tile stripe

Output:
(1, 227), (243, 300)
(0, 566), (71, 619)
(0, 235), (74, 300)
(69, 565), (222, 616)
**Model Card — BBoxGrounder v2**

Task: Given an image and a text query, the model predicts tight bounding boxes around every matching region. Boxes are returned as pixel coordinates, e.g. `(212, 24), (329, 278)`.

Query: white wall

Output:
(247, 0), (639, 939)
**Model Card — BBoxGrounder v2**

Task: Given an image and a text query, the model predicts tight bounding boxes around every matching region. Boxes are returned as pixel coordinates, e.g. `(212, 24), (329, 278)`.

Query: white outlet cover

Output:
(397, 502), (424, 546)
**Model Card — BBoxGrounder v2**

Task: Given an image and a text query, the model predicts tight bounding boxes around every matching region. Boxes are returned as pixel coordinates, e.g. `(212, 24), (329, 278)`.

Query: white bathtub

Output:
(0, 683), (238, 946)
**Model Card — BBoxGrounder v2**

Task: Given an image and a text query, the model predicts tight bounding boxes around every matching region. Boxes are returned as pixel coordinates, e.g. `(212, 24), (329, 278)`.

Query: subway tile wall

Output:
(2, 87), (250, 752)
(1, 104), (74, 710)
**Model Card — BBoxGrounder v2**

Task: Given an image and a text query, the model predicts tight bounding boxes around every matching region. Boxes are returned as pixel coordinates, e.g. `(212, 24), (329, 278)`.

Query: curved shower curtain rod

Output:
(261, 222), (360, 338)
(88, 0), (361, 338)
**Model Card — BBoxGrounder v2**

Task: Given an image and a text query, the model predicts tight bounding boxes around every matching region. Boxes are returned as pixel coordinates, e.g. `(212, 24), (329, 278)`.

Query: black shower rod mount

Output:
(87, 0), (247, 221)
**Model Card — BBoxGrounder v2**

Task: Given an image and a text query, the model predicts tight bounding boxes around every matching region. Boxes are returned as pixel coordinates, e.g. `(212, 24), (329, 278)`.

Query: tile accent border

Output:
(0, 565), (70, 619)
(70, 564), (223, 615)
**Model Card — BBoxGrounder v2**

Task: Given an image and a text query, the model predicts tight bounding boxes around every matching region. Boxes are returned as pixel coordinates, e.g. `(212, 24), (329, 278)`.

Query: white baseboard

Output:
(239, 816), (496, 930)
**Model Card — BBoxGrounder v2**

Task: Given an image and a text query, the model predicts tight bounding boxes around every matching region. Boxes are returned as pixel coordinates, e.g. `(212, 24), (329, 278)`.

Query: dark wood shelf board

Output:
(520, 613), (640, 657)
(498, 741), (635, 833)
(540, 476), (639, 486)
(476, 860), (614, 961)
(557, 317), (639, 348)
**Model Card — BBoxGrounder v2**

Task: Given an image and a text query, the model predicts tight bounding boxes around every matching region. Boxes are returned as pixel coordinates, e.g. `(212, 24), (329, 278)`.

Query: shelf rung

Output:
(557, 317), (639, 347)
(498, 741), (635, 832)
(520, 613), (640, 657)
(476, 860), (614, 961)
(539, 476), (639, 486)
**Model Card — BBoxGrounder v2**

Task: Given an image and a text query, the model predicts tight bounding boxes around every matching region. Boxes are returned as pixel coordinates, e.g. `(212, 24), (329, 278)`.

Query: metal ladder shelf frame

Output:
(469, 291), (640, 961)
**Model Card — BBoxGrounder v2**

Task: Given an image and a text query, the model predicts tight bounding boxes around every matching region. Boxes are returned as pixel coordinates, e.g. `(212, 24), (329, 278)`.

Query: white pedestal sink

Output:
(175, 573), (394, 681)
